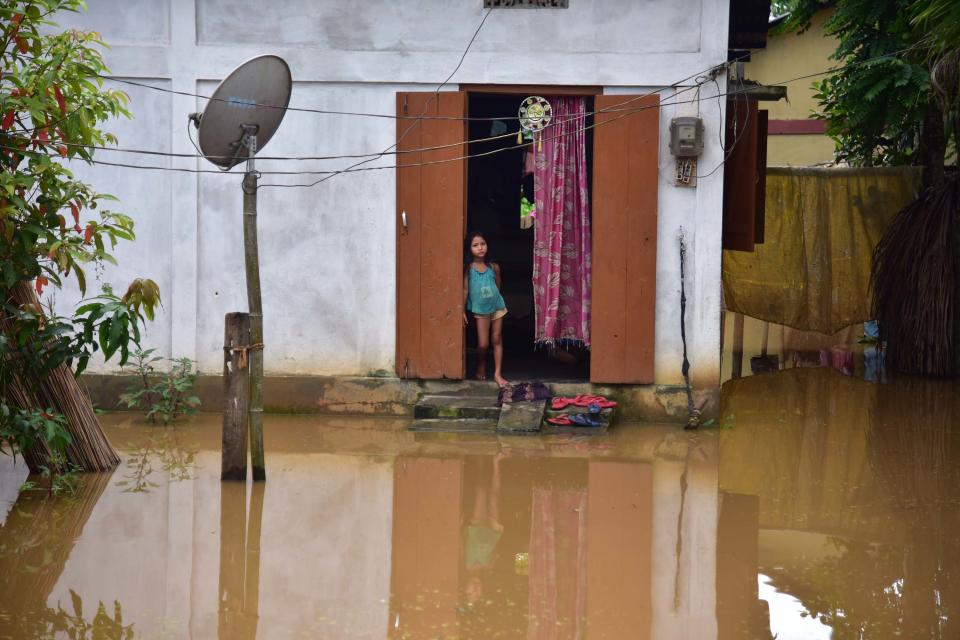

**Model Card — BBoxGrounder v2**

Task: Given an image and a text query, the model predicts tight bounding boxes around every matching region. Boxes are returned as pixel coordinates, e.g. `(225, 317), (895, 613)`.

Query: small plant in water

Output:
(120, 348), (201, 424)
(39, 453), (83, 497)
(1, 407), (82, 497)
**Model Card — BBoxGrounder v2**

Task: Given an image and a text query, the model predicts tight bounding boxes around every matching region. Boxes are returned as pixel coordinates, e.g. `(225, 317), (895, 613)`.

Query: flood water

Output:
(2, 367), (960, 638)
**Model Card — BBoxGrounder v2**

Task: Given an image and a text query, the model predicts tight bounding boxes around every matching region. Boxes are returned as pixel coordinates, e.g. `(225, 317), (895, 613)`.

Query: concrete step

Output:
(497, 400), (546, 435)
(421, 380), (503, 397)
(408, 418), (498, 433)
(414, 393), (500, 421)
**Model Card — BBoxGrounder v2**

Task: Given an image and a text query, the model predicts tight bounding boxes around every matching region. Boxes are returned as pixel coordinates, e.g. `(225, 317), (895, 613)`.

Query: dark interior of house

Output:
(465, 92), (593, 382)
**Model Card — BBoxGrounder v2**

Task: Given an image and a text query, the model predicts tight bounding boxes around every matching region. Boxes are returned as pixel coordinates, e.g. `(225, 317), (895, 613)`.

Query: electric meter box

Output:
(670, 117), (704, 156)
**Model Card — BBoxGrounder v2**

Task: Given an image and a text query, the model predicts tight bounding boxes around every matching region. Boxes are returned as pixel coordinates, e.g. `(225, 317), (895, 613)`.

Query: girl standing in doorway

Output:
(463, 231), (509, 387)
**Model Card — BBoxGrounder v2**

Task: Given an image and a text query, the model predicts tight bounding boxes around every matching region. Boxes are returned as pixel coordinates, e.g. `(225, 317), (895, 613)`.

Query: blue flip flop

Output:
(568, 413), (604, 427)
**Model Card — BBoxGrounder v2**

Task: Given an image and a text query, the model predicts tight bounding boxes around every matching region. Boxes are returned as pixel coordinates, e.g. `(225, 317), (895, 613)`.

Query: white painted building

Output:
(54, 0), (735, 392)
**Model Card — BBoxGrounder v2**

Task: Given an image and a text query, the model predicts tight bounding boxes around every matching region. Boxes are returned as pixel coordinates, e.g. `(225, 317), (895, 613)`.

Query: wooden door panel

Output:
(591, 94), (659, 383)
(396, 93), (422, 379)
(396, 92), (467, 379)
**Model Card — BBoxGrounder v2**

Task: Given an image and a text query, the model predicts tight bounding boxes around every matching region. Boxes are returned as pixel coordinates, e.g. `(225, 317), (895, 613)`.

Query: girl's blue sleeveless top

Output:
(467, 265), (506, 314)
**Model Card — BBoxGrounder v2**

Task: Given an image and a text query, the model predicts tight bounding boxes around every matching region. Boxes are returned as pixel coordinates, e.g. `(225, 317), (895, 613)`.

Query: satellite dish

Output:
(194, 54), (292, 169)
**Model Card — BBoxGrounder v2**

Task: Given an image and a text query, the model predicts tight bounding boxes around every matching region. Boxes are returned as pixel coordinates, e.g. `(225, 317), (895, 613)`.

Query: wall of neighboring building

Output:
(744, 9), (837, 166)
(53, 0), (731, 388)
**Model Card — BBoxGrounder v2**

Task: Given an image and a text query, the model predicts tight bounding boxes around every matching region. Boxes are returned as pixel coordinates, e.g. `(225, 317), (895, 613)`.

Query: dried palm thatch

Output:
(1, 280), (120, 472)
(871, 175), (960, 376)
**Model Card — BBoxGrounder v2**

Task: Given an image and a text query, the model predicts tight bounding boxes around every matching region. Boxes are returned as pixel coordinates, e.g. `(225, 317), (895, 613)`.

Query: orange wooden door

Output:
(591, 94), (660, 383)
(396, 92), (467, 379)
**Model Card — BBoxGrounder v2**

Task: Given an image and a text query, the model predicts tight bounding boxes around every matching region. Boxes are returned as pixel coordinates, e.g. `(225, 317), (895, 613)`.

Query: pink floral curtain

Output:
(533, 96), (592, 346)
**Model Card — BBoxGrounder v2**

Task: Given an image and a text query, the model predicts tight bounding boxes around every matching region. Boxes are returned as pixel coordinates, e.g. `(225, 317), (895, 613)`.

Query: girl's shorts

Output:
(473, 308), (508, 321)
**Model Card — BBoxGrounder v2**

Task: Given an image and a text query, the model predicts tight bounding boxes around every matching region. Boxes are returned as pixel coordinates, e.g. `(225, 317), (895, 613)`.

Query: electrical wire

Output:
(1, 95), (667, 176)
(310, 7), (495, 188)
(0, 92), (676, 178)
(8, 51), (755, 164)
(10, 84), (697, 163)
(1, 44), (928, 183)
(11, 40), (907, 167)
(0, 67), (869, 180)
(100, 55), (723, 123)
(694, 73), (751, 179)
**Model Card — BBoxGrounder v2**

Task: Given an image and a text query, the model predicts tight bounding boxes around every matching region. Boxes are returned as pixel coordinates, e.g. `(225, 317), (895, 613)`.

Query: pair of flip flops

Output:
(547, 413), (605, 427)
(550, 394), (617, 410)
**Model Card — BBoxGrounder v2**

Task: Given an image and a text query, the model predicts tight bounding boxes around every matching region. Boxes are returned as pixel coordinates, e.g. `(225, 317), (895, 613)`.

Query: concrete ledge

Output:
(81, 374), (719, 422)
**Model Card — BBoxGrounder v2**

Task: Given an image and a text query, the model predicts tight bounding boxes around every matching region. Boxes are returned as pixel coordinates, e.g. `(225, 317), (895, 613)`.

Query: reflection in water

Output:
(3, 377), (959, 638)
(116, 430), (196, 493)
(720, 368), (960, 639)
(0, 471), (134, 637)
(389, 434), (715, 639)
(757, 574), (830, 640)
(218, 481), (264, 639)
(0, 415), (718, 639)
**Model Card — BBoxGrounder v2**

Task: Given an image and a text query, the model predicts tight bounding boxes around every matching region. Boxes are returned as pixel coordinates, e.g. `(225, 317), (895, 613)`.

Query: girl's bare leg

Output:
(475, 316), (491, 380)
(491, 317), (508, 387)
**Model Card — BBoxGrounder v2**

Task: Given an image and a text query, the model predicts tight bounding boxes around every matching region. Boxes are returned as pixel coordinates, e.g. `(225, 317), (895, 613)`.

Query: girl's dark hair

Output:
(464, 230), (492, 268)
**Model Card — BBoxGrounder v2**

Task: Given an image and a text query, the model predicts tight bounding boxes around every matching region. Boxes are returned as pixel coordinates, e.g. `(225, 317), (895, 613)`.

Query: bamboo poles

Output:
(242, 139), (265, 482)
(1, 281), (120, 472)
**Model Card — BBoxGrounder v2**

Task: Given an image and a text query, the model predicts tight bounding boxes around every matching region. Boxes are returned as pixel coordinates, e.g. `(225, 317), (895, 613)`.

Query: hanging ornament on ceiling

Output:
(518, 95), (552, 151)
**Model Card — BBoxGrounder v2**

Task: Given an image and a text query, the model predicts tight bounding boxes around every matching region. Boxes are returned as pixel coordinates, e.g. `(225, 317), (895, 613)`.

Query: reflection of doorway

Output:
(465, 92), (593, 381)
(458, 454), (589, 637)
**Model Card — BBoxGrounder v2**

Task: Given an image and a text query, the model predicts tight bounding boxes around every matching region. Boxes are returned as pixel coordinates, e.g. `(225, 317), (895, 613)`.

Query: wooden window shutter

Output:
(754, 109), (768, 244)
(591, 94), (660, 384)
(395, 92), (467, 379)
(722, 99), (760, 251)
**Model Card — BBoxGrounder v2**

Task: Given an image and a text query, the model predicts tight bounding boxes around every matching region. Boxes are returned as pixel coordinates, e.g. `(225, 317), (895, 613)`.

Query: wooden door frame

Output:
(457, 85), (602, 383)
(459, 83), (603, 96)
(399, 85), (658, 383)
(459, 84), (660, 384)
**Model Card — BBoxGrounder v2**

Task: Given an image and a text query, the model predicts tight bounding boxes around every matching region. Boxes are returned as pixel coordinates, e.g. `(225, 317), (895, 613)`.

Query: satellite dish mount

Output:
(240, 123), (260, 194)
(190, 54), (292, 483)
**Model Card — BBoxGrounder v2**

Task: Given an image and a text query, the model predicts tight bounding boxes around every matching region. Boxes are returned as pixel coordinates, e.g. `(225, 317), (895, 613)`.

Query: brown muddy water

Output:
(2, 368), (960, 639)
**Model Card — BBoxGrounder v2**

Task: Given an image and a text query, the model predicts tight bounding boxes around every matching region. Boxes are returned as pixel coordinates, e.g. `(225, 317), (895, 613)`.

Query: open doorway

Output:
(465, 92), (593, 382)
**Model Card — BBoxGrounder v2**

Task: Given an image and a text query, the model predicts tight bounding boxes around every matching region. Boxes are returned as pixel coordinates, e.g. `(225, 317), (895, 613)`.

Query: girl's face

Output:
(470, 236), (487, 260)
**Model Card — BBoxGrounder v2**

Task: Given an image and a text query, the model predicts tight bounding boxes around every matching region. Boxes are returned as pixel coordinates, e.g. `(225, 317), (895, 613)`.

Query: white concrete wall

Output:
(53, 0), (730, 385)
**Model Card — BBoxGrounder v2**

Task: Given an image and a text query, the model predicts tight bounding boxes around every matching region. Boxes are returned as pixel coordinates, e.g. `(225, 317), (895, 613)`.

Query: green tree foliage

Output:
(911, 0), (960, 56)
(779, 0), (947, 167)
(0, 1), (159, 464)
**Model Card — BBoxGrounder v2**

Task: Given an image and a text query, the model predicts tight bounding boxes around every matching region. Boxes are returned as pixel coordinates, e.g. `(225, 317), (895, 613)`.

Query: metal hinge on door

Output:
(402, 94), (408, 116)
(403, 358), (411, 379)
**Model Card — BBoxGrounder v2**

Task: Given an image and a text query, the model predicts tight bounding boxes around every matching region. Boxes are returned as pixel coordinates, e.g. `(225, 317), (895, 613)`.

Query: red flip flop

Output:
(547, 415), (572, 426)
(571, 394), (595, 407)
(551, 396), (576, 410)
(576, 394), (617, 408)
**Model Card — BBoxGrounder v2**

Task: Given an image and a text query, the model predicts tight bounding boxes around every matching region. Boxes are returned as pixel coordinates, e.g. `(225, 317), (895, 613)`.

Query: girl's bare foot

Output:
(494, 374), (509, 388)
(476, 365), (487, 381)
